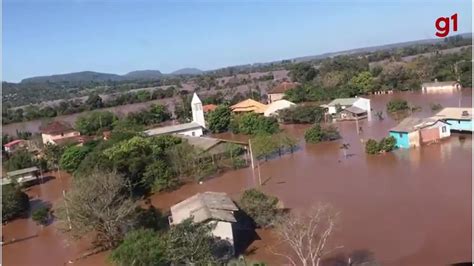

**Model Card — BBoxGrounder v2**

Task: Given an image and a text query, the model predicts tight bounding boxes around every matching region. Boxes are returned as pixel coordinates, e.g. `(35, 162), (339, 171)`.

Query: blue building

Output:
(389, 117), (452, 149)
(433, 107), (472, 132)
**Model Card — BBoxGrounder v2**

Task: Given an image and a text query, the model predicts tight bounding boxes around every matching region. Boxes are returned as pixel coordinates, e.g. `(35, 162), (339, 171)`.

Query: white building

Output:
(40, 121), (81, 145)
(144, 93), (205, 137)
(321, 97), (372, 121)
(169, 192), (239, 254)
(264, 99), (295, 117)
(421, 81), (462, 93)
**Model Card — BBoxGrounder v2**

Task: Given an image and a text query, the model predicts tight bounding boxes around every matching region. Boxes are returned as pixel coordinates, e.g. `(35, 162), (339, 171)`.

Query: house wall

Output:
(268, 93), (285, 103)
(177, 128), (203, 137)
(42, 131), (80, 144)
(389, 131), (410, 149)
(353, 98), (372, 121)
(408, 131), (420, 148)
(420, 127), (440, 144)
(427, 121), (451, 138)
(422, 84), (461, 93)
(445, 119), (472, 132)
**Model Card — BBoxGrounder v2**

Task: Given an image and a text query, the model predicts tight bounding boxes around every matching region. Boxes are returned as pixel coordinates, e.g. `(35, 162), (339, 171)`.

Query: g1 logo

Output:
(435, 13), (458, 38)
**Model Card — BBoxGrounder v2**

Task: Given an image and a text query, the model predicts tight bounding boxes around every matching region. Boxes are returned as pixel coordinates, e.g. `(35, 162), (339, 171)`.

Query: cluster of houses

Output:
(389, 107), (472, 149)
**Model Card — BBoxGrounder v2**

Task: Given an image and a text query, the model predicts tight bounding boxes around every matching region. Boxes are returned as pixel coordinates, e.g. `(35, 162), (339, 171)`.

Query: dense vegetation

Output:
(304, 124), (340, 143)
(230, 113), (279, 135)
(2, 184), (30, 222)
(278, 104), (325, 124)
(386, 99), (410, 113)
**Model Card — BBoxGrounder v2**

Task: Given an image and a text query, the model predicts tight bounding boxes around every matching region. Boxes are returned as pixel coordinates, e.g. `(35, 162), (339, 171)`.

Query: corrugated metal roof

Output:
(7, 166), (39, 177)
(144, 122), (203, 136)
(343, 106), (366, 114)
(326, 98), (358, 107)
(230, 99), (268, 113)
(170, 192), (238, 224)
(433, 107), (473, 120)
(390, 117), (446, 132)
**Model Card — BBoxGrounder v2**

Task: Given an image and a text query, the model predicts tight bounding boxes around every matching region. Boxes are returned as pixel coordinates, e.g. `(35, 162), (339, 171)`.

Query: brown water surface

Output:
(2, 90), (472, 266)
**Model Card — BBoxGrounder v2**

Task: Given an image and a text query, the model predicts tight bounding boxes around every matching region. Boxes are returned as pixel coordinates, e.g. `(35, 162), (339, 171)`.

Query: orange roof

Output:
(230, 99), (268, 114)
(268, 81), (300, 94)
(203, 104), (218, 113)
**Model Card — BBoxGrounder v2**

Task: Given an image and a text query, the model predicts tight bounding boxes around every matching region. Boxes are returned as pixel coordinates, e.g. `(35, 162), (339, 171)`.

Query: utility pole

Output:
(63, 190), (72, 230)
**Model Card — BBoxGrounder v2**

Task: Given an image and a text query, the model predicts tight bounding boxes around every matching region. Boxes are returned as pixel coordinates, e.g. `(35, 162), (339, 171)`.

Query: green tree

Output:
(208, 105), (232, 133)
(251, 134), (278, 161)
(349, 71), (375, 94)
(2, 184), (29, 222)
(379, 136), (396, 152)
(110, 229), (168, 266)
(239, 189), (280, 228)
(165, 219), (231, 264)
(4, 149), (36, 171)
(289, 63), (317, 83)
(278, 104), (325, 124)
(43, 143), (65, 171)
(59, 146), (91, 173)
(85, 93), (104, 110)
(230, 113), (279, 135)
(75, 111), (117, 135)
(142, 160), (178, 192)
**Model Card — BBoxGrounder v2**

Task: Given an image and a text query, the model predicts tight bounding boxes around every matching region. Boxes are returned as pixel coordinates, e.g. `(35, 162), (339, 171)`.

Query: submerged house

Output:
(40, 121), (81, 145)
(145, 93), (206, 137)
(421, 81), (462, 93)
(321, 97), (372, 121)
(433, 107), (473, 132)
(267, 81), (299, 103)
(169, 192), (239, 254)
(264, 99), (295, 117)
(389, 117), (451, 149)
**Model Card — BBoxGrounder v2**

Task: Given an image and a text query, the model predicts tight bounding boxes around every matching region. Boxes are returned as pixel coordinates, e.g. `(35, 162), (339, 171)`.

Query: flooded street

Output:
(2, 90), (472, 265)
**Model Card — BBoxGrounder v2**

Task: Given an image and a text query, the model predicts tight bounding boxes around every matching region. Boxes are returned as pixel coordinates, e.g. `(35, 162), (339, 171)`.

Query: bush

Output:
(365, 139), (380, 155)
(4, 149), (36, 172)
(386, 99), (409, 113)
(75, 111), (117, 135)
(366, 136), (396, 154)
(239, 189), (280, 228)
(230, 113), (279, 135)
(278, 104), (325, 124)
(430, 102), (443, 112)
(304, 124), (340, 144)
(2, 185), (29, 222)
(32, 206), (50, 225)
(110, 229), (168, 266)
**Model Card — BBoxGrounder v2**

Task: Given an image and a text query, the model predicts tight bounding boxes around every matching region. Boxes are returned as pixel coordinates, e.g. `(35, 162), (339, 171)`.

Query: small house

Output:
(321, 97), (371, 120)
(267, 81), (299, 103)
(3, 139), (27, 153)
(230, 99), (268, 114)
(390, 117), (451, 149)
(433, 107), (472, 132)
(2, 166), (40, 186)
(169, 192), (239, 254)
(421, 81), (462, 93)
(339, 106), (368, 121)
(40, 121), (81, 145)
(264, 99), (295, 117)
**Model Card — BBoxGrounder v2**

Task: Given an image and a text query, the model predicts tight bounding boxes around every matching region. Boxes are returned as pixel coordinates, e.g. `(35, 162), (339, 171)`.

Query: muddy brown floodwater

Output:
(2, 90), (472, 266)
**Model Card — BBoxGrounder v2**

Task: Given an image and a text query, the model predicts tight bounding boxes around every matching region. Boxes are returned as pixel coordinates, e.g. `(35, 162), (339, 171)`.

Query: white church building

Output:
(144, 93), (206, 137)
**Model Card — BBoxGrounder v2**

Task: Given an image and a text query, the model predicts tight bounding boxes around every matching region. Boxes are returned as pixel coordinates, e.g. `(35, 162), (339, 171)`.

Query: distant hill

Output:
(21, 71), (125, 83)
(171, 68), (204, 75)
(123, 70), (163, 80)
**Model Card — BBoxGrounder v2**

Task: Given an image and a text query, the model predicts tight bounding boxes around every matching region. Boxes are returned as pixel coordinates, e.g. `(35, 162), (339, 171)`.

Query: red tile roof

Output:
(203, 104), (218, 113)
(268, 82), (300, 94)
(4, 139), (24, 148)
(40, 121), (75, 135)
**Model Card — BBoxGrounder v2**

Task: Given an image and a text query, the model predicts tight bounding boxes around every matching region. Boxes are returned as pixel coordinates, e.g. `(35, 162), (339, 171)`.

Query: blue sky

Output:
(3, 0), (472, 82)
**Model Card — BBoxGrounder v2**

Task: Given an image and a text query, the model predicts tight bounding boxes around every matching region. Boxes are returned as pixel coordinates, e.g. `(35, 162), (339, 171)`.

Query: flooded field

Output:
(2, 90), (472, 266)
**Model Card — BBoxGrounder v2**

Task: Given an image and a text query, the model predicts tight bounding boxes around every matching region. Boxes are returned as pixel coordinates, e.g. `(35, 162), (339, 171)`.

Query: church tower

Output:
(191, 93), (205, 127)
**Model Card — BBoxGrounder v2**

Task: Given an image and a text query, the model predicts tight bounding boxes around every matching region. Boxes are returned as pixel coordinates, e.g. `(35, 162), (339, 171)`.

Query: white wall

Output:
(210, 221), (234, 246)
(423, 84), (461, 93)
(42, 131), (80, 144)
(177, 128), (203, 137)
(353, 97), (372, 121)
(427, 121), (451, 138)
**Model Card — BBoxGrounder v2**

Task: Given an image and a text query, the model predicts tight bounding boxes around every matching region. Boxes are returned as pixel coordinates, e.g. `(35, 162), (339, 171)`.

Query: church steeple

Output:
(191, 93), (205, 128)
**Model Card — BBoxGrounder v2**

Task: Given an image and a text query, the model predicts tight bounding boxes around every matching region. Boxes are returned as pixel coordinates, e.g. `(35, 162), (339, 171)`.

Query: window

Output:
(192, 131), (195, 136)
(442, 126), (446, 133)
(399, 133), (403, 138)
